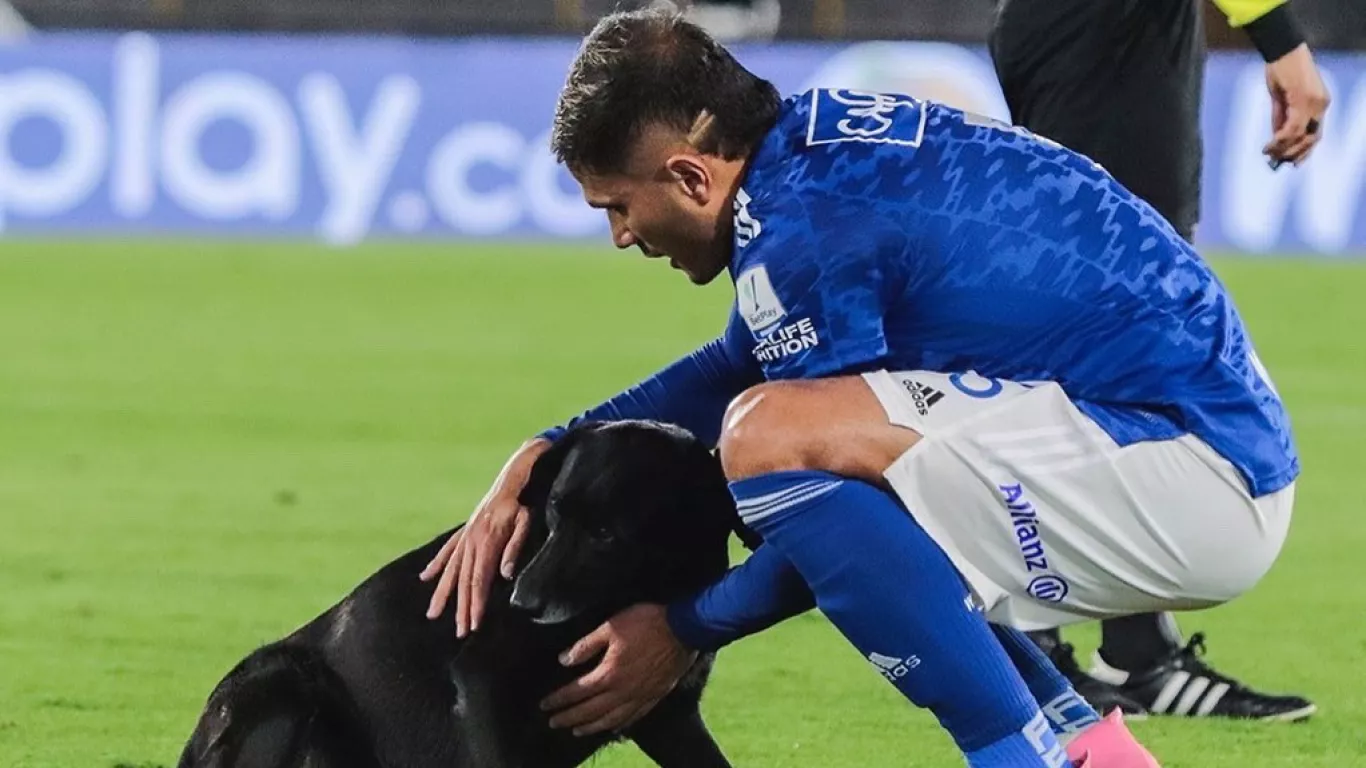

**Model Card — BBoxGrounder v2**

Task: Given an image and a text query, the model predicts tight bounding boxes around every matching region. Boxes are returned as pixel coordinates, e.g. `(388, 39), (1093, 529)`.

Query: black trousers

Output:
(990, 0), (1207, 667)
(990, 0), (1205, 243)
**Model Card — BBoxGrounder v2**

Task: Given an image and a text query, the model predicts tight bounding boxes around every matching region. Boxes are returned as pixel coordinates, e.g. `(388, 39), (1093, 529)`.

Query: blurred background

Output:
(1, 0), (1364, 44)
(0, 0), (1363, 250)
(2, 3), (1364, 768)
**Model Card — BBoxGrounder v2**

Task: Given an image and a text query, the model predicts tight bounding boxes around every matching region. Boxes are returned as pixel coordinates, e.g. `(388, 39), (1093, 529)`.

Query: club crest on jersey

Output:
(806, 89), (926, 147)
(737, 265), (786, 334)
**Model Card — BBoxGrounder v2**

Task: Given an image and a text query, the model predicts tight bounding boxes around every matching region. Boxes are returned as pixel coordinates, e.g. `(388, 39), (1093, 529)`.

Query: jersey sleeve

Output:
(539, 331), (762, 448)
(732, 231), (897, 381)
(665, 543), (815, 652)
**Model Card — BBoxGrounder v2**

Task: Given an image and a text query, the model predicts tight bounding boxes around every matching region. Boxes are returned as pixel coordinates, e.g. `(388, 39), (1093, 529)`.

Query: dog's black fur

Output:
(178, 421), (745, 768)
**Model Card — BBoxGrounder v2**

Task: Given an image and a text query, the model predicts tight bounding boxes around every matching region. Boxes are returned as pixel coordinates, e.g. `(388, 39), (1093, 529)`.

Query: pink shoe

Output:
(1065, 710), (1161, 768)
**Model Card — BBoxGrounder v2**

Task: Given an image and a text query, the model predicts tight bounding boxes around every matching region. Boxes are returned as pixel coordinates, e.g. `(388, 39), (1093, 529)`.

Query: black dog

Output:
(178, 421), (745, 768)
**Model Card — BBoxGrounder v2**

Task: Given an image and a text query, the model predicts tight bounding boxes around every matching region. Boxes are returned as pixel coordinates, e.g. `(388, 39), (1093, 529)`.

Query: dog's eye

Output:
(588, 524), (614, 542)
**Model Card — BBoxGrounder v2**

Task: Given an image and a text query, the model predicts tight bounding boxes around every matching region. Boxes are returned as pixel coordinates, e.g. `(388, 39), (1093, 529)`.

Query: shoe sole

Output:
(1259, 703), (1318, 723)
(1141, 703), (1317, 723)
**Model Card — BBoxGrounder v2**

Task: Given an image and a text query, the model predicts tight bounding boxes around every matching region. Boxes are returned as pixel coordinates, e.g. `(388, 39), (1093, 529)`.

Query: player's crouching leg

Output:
(716, 377), (919, 483)
(716, 378), (1085, 767)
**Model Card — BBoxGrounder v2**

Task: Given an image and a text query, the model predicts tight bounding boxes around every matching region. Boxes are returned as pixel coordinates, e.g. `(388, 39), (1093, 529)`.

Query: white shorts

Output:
(863, 369), (1295, 631)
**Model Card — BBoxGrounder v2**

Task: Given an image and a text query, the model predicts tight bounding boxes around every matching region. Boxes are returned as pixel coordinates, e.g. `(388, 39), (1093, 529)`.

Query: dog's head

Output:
(507, 420), (738, 626)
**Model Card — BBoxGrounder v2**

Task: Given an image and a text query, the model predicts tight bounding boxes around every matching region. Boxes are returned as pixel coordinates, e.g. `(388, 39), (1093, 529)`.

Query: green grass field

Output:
(2, 241), (1364, 767)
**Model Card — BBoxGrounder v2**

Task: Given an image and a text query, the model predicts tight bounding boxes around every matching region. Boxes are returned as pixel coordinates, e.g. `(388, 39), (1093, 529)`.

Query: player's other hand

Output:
(420, 437), (553, 637)
(541, 603), (697, 735)
(1264, 43), (1330, 167)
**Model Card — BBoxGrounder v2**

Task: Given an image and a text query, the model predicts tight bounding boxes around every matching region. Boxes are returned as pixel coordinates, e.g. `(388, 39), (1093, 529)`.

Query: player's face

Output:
(576, 132), (738, 286)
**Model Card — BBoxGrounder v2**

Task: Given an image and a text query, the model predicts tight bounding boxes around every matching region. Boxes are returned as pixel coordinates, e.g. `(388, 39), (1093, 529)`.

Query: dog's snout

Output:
(508, 582), (542, 614)
(509, 539), (553, 614)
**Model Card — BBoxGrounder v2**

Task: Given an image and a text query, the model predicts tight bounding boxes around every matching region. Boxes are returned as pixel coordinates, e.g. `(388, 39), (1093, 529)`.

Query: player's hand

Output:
(540, 603), (697, 736)
(420, 438), (552, 637)
(1264, 43), (1330, 168)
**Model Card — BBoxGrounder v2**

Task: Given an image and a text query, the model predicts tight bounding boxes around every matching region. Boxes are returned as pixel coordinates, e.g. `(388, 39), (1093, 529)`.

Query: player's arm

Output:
(666, 542), (814, 651)
(537, 232), (900, 650)
(538, 314), (763, 448)
(1210, 0), (1329, 166)
(422, 319), (762, 635)
(664, 225), (904, 650)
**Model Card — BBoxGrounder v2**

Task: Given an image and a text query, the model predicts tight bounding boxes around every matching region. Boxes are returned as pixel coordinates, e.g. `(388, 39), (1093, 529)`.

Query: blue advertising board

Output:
(0, 32), (1362, 253)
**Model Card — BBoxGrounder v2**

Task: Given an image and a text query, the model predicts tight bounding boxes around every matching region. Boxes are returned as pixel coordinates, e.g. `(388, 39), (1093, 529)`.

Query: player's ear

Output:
(665, 154), (712, 206)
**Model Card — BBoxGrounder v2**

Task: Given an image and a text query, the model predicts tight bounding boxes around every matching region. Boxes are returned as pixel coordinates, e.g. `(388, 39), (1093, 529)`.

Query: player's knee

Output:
(717, 382), (810, 481)
(717, 378), (915, 482)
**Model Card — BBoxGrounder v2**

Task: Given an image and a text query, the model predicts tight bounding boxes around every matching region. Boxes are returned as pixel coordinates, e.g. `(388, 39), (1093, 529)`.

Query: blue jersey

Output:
(719, 89), (1297, 497)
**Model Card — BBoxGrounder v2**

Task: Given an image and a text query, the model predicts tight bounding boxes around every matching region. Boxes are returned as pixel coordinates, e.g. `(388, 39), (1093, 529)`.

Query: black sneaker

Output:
(1037, 637), (1149, 717)
(1088, 632), (1317, 721)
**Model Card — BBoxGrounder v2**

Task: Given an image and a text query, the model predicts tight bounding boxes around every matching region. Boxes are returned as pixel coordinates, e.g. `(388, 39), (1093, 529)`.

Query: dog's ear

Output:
(517, 426), (593, 510)
(518, 440), (570, 511)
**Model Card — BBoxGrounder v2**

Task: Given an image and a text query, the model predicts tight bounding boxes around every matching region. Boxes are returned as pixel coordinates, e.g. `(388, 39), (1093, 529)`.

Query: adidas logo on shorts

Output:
(868, 651), (921, 682)
(900, 378), (944, 416)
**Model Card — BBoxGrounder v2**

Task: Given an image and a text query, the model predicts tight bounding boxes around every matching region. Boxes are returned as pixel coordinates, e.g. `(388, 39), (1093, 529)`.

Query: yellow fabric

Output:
(1210, 0), (1286, 27)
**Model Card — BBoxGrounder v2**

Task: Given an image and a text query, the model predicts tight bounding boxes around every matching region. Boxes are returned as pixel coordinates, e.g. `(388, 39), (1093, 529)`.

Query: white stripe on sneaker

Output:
(1195, 682), (1231, 716)
(1172, 676), (1211, 716)
(1149, 670), (1191, 714)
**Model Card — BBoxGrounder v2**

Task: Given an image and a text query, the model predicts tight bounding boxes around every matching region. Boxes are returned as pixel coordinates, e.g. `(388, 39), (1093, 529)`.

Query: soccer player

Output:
(990, 0), (1328, 719)
(422, 10), (1299, 766)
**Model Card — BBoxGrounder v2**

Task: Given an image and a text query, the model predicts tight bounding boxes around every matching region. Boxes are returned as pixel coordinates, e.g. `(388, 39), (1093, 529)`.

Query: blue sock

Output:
(966, 712), (1071, 768)
(992, 624), (1101, 738)
(732, 470), (1070, 766)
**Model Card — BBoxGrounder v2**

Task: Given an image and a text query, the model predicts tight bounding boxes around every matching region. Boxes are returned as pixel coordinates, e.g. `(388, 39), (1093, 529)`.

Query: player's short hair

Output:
(551, 9), (783, 176)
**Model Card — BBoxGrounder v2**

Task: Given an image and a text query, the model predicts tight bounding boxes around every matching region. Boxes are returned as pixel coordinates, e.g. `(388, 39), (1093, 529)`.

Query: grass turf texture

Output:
(1, 241), (1363, 767)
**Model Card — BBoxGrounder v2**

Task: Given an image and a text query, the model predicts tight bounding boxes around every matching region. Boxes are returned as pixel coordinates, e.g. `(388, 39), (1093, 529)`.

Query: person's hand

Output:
(1264, 43), (1330, 168)
(420, 438), (552, 637)
(540, 603), (697, 736)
